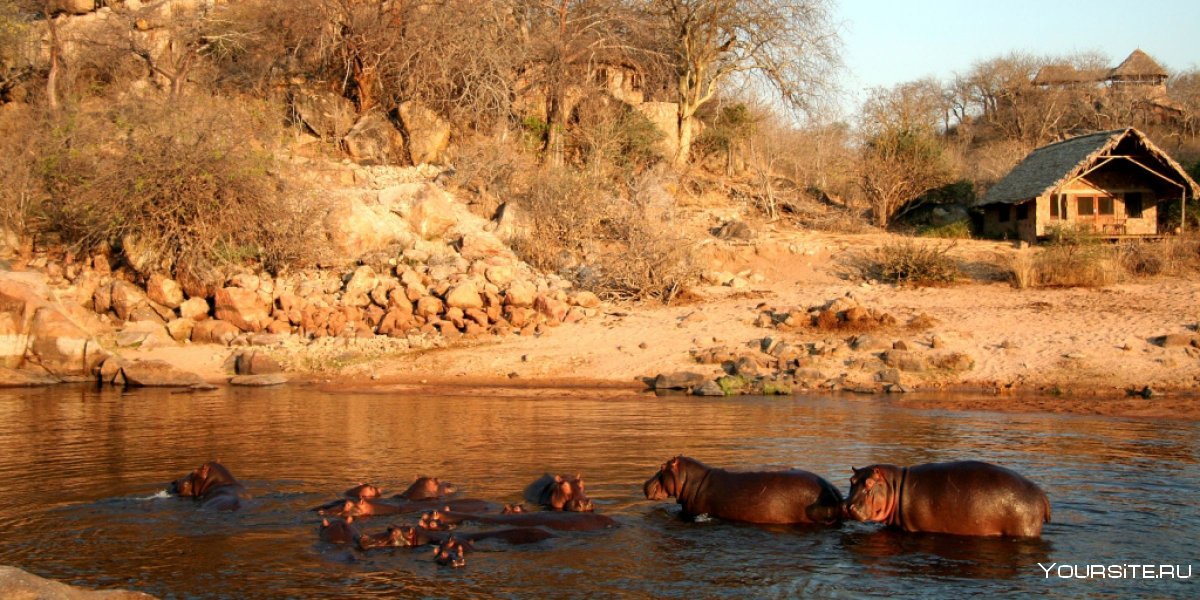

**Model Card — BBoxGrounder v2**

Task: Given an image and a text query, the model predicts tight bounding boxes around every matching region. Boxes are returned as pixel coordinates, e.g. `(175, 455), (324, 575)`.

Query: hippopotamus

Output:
(524, 474), (594, 512)
(315, 497), (494, 518)
(845, 461), (1051, 538)
(395, 477), (457, 501)
(344, 483), (382, 500)
(642, 455), (843, 525)
(434, 536), (469, 568)
(356, 524), (555, 551)
(319, 517), (362, 545)
(422, 509), (617, 532)
(168, 461), (247, 511)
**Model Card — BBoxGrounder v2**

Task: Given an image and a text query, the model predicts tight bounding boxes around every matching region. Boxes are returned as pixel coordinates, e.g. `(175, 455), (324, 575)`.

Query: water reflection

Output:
(0, 385), (1196, 599)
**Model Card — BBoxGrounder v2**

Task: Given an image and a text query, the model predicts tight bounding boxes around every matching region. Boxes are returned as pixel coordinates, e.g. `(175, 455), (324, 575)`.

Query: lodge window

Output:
(1126, 193), (1144, 218)
(1050, 194), (1061, 218)
(1077, 196), (1095, 216)
(1016, 203), (1030, 220)
(998, 205), (1011, 222)
(1098, 196), (1114, 215)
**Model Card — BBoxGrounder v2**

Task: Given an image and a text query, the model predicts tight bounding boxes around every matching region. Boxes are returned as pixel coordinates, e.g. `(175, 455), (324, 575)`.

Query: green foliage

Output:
(917, 221), (972, 239)
(717, 374), (749, 395)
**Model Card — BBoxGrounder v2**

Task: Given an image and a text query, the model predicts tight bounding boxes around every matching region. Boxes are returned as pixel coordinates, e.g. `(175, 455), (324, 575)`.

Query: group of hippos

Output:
(168, 456), (1051, 568)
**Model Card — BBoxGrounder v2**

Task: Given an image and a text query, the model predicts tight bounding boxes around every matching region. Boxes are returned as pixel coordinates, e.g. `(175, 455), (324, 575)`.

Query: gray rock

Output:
(654, 371), (708, 391)
(0, 367), (61, 387)
(0, 565), (156, 599)
(693, 380), (725, 396)
(230, 373), (288, 387)
(120, 360), (204, 387)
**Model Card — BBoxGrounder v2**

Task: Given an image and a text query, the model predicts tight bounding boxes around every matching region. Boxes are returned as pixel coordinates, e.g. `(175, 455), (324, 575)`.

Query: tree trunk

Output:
(674, 109), (694, 167)
(45, 7), (61, 114)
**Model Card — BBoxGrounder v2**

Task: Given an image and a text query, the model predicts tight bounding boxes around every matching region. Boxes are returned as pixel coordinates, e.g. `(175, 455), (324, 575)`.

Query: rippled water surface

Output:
(0, 385), (1196, 599)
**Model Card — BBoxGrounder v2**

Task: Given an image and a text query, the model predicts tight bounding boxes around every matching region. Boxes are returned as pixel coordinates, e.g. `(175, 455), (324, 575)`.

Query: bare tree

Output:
(858, 79), (954, 228)
(644, 0), (838, 167)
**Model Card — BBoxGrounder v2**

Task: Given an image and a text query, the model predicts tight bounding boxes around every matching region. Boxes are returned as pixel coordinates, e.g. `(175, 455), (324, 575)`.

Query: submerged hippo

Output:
(344, 483), (382, 500)
(319, 517), (362, 545)
(316, 497), (494, 518)
(845, 461), (1051, 538)
(168, 461), (247, 511)
(356, 524), (555, 551)
(395, 477), (457, 501)
(524, 474), (594, 512)
(421, 509), (617, 532)
(642, 455), (843, 525)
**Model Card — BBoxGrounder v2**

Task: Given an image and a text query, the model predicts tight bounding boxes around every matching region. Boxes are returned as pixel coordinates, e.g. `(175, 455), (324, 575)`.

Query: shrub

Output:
(917, 220), (972, 239)
(858, 240), (960, 286)
(0, 105), (48, 260)
(40, 94), (319, 280)
(1032, 228), (1119, 287)
(510, 168), (698, 303)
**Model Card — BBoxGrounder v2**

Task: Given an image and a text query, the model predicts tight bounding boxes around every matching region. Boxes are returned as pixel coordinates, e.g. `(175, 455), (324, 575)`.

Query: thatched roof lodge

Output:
(1032, 49), (1169, 95)
(977, 128), (1198, 242)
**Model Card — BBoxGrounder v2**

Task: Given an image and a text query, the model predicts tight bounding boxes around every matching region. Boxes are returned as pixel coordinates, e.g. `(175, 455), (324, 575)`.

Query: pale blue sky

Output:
(837, 0), (1199, 112)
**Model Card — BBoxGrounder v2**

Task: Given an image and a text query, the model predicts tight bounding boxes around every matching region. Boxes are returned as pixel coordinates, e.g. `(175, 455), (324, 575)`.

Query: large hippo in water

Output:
(319, 517), (362, 545)
(168, 461), (246, 511)
(642, 456), (843, 525)
(845, 461), (1051, 537)
(524, 474), (594, 512)
(395, 477), (457, 501)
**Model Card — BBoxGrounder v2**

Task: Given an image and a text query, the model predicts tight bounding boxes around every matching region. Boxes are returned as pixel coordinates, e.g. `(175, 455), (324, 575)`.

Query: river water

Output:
(0, 385), (1195, 599)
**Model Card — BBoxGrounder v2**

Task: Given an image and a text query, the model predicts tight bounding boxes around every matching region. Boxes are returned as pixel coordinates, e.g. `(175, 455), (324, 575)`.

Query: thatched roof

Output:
(980, 128), (1199, 206)
(1108, 49), (1168, 79)
(1033, 65), (1105, 85)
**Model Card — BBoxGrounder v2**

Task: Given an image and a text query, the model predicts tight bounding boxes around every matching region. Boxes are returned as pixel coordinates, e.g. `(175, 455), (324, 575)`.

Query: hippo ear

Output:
(322, 518), (329, 527)
(554, 474), (563, 482)
(574, 473), (582, 480)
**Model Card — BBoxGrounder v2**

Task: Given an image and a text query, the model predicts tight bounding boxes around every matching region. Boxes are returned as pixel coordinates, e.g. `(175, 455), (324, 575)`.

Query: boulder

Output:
(341, 111), (404, 164)
(458, 231), (510, 261)
(178, 297), (210, 321)
(693, 380), (725, 396)
(0, 308), (28, 369)
(120, 360), (204, 387)
(533, 294), (568, 322)
(1153, 333), (1200, 348)
(342, 266), (378, 307)
(110, 280), (149, 321)
(235, 350), (282, 375)
(415, 296), (444, 317)
(190, 319), (240, 345)
(882, 349), (927, 372)
(397, 100), (451, 165)
(214, 287), (270, 332)
(27, 306), (106, 377)
(0, 367), (61, 387)
(145, 274), (184, 308)
(485, 264), (516, 286)
(444, 282), (483, 310)
(0, 566), (156, 599)
(51, 0), (96, 15)
(570, 291), (601, 309)
(653, 371), (708, 391)
(165, 318), (195, 342)
(324, 197), (414, 260)
(408, 186), (458, 240)
(290, 88), (357, 139)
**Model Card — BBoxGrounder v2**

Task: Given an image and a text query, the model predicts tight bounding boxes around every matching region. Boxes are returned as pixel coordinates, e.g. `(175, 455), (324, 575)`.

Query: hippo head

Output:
(550, 474), (594, 512)
(419, 510), (456, 531)
(502, 503), (526, 514)
(434, 536), (469, 568)
(399, 477), (458, 501)
(643, 457), (683, 501)
(846, 466), (898, 523)
(357, 525), (414, 550)
(169, 463), (210, 497)
(345, 483), (382, 500)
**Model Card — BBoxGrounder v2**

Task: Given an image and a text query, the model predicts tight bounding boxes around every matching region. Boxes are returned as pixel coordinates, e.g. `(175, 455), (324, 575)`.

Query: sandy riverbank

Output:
(107, 230), (1200, 420)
